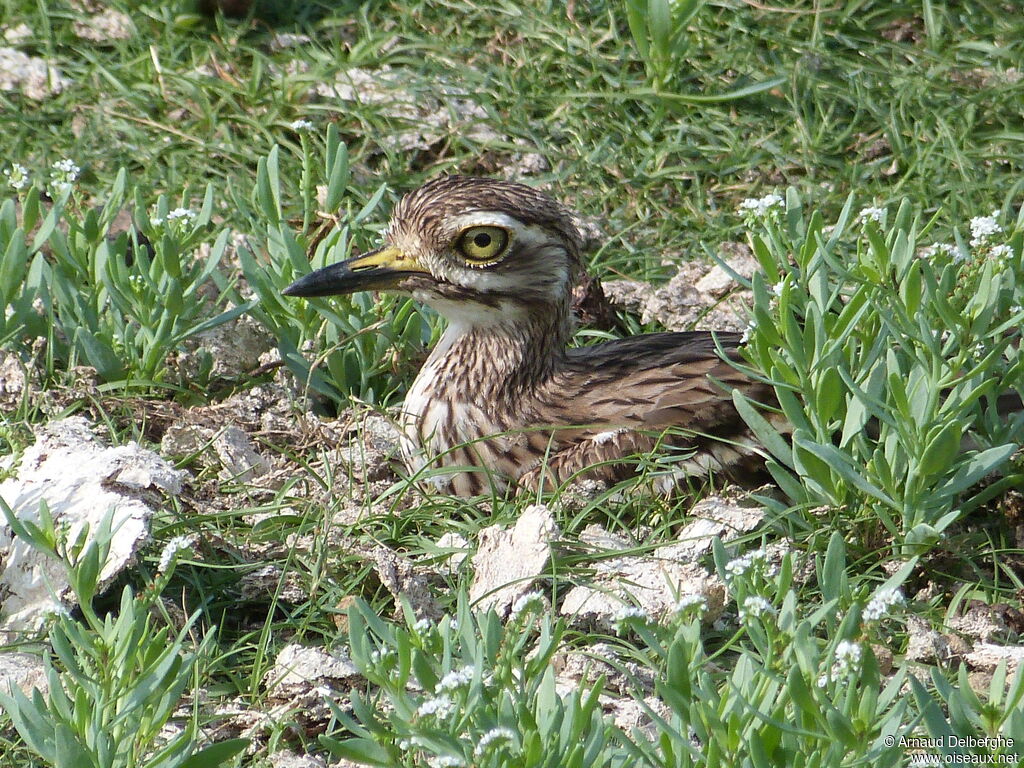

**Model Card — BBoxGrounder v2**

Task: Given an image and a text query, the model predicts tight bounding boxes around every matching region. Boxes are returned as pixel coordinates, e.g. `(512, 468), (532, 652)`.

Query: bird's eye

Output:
(456, 226), (510, 265)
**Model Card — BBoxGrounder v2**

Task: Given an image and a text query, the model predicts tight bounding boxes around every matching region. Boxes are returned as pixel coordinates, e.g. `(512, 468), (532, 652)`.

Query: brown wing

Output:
(518, 331), (774, 489)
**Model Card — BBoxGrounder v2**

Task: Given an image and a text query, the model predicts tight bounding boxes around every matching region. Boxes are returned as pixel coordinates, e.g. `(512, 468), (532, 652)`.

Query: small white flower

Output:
(614, 606), (651, 624)
(509, 590), (544, 618)
(157, 535), (195, 573)
(969, 210), (1002, 247)
(739, 596), (775, 621)
(819, 640), (863, 686)
(989, 244), (1014, 260)
(447, 618), (459, 631)
(675, 594), (707, 614)
(474, 727), (516, 756)
(856, 206), (885, 225)
(412, 617), (433, 633)
(724, 548), (767, 578)
(834, 640), (862, 666)
(49, 159), (81, 193)
(771, 279), (786, 297)
(416, 694), (455, 718)
(919, 242), (958, 260)
(150, 217), (165, 227)
(166, 207), (196, 221)
(4, 163), (29, 190)
(1010, 305), (1023, 315)
(369, 647), (394, 664)
(52, 159), (80, 177)
(862, 587), (905, 623)
(289, 119), (314, 131)
(427, 756), (464, 768)
(740, 320), (755, 344)
(738, 193), (784, 218)
(435, 665), (475, 693)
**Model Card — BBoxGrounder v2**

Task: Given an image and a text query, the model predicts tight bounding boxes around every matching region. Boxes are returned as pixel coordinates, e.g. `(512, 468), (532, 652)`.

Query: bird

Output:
(283, 175), (777, 496)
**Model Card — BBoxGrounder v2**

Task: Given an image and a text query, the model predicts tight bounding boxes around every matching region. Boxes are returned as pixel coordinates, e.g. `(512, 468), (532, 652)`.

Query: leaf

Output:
(623, 0), (650, 60)
(813, 366), (843, 425)
(176, 739), (249, 768)
(793, 435), (897, 508)
(917, 422), (962, 478)
(324, 137), (350, 213)
(732, 390), (791, 465)
(320, 736), (394, 766)
(630, 75), (788, 103)
(72, 327), (125, 381)
(940, 444), (1017, 497)
(819, 532), (846, 603)
(54, 723), (94, 768)
(0, 686), (57, 761)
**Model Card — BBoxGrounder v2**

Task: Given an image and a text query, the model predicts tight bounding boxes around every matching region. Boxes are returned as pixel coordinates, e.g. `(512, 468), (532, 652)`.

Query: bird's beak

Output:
(282, 246), (430, 298)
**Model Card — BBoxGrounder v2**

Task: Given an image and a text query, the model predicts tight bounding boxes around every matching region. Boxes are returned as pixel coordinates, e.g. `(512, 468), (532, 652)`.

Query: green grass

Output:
(2, 0), (1024, 766)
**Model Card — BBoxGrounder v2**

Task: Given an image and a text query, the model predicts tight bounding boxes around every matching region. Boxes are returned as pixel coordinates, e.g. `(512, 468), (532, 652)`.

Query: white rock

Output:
(0, 46), (69, 100)
(0, 417), (185, 637)
(214, 425), (271, 483)
(265, 644), (361, 695)
(0, 651), (47, 697)
(966, 643), (1024, 675)
(470, 504), (558, 616)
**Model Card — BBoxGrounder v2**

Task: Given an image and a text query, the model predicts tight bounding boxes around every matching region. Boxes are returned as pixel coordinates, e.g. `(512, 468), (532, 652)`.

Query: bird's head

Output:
(284, 176), (584, 325)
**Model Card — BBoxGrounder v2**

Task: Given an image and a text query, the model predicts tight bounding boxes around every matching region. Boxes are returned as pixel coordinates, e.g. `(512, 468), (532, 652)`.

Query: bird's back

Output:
(509, 330), (774, 490)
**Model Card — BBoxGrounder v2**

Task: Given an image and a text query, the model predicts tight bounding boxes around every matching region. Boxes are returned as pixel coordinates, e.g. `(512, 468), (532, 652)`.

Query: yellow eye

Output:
(456, 226), (510, 265)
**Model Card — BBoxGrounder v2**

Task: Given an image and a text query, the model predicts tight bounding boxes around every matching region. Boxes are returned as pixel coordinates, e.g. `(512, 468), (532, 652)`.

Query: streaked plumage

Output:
(284, 176), (775, 495)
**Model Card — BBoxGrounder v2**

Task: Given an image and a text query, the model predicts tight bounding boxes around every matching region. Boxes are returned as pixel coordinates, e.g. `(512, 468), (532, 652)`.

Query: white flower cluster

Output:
(740, 319), (756, 344)
(675, 594), (708, 614)
(856, 206), (885, 225)
(4, 163), (29, 191)
(435, 665), (475, 693)
(817, 640), (863, 687)
(289, 119), (314, 131)
(738, 193), (784, 218)
(969, 210), (1002, 247)
(919, 242), (960, 262)
(474, 727), (516, 756)
(739, 595), (775, 621)
(151, 207), (196, 227)
(412, 617), (433, 633)
(509, 590), (544, 619)
(50, 158), (81, 193)
(724, 548), (767, 578)
(614, 606), (651, 624)
(167, 207), (196, 221)
(427, 755), (463, 768)
(157, 534), (195, 573)
(416, 693), (455, 718)
(862, 587), (905, 623)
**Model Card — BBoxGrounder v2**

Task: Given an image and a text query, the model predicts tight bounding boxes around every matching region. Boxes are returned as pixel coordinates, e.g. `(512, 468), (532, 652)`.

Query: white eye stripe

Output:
(446, 211), (526, 232)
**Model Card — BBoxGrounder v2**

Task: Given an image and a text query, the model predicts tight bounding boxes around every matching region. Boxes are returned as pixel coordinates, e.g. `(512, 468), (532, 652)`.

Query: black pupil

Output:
(473, 232), (492, 248)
